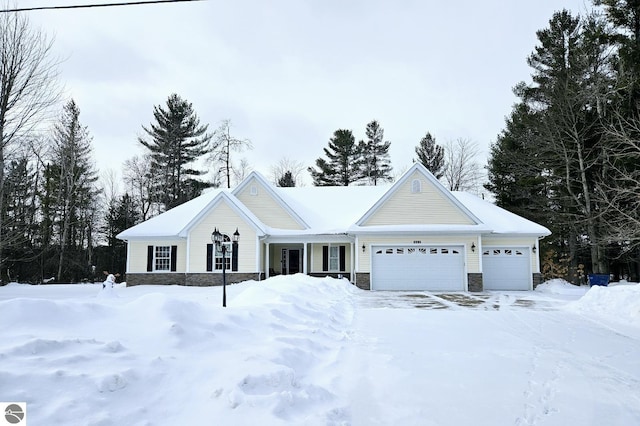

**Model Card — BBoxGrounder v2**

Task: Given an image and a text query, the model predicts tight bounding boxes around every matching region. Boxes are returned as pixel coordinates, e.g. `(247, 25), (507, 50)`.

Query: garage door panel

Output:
(372, 246), (464, 291)
(483, 248), (531, 290)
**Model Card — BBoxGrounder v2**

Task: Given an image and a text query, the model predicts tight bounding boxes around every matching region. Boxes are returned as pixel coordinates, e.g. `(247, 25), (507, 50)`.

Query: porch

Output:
(263, 238), (355, 281)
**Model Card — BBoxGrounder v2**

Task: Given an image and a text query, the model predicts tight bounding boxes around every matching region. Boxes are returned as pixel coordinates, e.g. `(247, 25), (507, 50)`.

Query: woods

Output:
(487, 3), (640, 281)
(2, 1), (640, 283)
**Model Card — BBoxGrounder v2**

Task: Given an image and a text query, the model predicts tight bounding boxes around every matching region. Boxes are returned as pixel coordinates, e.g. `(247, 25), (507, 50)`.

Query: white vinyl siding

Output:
(127, 240), (186, 273)
(188, 200), (257, 273)
(361, 170), (474, 226)
(235, 177), (304, 230)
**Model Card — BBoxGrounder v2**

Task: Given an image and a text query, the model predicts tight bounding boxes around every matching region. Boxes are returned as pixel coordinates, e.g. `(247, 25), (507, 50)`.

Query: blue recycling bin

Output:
(588, 274), (609, 287)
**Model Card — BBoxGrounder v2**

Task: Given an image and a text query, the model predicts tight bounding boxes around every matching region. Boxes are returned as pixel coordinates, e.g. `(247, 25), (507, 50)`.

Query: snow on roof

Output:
(275, 185), (391, 233)
(116, 181), (551, 240)
(116, 189), (226, 239)
(452, 192), (551, 236)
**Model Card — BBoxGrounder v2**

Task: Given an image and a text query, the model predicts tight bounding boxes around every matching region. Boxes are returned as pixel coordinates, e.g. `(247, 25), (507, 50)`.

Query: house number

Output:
(413, 240), (421, 244)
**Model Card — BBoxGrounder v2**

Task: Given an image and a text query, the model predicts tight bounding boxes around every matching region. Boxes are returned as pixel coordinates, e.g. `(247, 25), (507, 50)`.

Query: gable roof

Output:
(116, 164), (551, 241)
(452, 192), (551, 236)
(232, 171), (309, 229)
(355, 163), (482, 226)
(116, 190), (267, 240)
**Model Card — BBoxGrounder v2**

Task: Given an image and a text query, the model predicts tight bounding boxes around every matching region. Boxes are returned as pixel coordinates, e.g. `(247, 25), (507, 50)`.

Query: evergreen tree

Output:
(415, 132), (445, 179)
(139, 94), (212, 210)
(358, 120), (393, 185)
(1, 156), (39, 281)
(101, 193), (139, 275)
(277, 171), (296, 187)
(308, 129), (363, 186)
(49, 99), (99, 281)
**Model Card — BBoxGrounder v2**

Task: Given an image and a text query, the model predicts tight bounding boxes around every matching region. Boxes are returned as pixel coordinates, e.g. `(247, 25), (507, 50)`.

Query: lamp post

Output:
(211, 227), (240, 307)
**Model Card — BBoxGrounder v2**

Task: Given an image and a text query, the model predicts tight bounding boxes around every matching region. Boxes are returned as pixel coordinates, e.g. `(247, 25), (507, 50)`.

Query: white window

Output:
(329, 246), (339, 271)
(215, 234), (232, 270)
(155, 246), (171, 271)
(250, 185), (258, 196)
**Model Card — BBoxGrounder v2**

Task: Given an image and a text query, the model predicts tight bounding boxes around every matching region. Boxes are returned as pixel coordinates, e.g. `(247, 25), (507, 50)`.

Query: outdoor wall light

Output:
(471, 242), (476, 252)
(532, 245), (537, 253)
(362, 244), (366, 253)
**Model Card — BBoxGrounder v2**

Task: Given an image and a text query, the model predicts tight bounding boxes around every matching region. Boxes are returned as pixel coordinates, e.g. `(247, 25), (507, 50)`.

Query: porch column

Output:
(266, 242), (270, 278)
(303, 242), (308, 274)
(350, 242), (355, 283)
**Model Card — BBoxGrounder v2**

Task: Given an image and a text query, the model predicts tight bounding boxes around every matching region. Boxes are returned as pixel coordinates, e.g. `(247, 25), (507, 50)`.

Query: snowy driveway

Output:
(1, 278), (639, 426)
(357, 291), (553, 310)
(349, 289), (640, 425)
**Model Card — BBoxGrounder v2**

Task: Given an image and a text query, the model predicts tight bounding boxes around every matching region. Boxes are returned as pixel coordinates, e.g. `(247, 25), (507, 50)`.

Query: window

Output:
(215, 234), (232, 270)
(411, 179), (421, 193)
(155, 246), (171, 271)
(329, 246), (339, 270)
(147, 245), (177, 272)
(250, 185), (258, 196)
(323, 245), (345, 272)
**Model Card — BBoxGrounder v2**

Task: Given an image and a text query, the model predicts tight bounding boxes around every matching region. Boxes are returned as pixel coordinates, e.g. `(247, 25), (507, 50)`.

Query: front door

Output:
(281, 248), (301, 275)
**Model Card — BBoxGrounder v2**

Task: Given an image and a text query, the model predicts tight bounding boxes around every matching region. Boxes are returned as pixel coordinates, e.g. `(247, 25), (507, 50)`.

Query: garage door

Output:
(483, 247), (531, 290)
(371, 246), (465, 291)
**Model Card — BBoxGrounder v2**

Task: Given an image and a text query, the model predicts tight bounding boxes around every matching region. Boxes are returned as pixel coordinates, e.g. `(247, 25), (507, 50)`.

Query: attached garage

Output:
(371, 245), (465, 291)
(482, 247), (531, 290)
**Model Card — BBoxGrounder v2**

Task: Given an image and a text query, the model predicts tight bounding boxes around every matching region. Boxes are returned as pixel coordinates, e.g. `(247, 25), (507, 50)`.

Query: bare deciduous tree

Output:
(442, 138), (481, 193)
(210, 119), (252, 188)
(123, 154), (158, 221)
(270, 157), (305, 187)
(0, 10), (60, 280)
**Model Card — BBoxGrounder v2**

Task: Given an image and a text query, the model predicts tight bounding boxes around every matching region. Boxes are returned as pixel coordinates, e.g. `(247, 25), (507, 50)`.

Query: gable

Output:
(234, 175), (305, 230)
(360, 169), (476, 226)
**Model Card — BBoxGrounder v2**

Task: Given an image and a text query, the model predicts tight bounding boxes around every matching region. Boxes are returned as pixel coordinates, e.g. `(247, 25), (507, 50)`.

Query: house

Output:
(116, 163), (551, 291)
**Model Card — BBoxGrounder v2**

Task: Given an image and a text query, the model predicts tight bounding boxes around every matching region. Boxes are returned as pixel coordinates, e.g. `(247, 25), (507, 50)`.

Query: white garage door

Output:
(371, 246), (465, 291)
(483, 247), (531, 290)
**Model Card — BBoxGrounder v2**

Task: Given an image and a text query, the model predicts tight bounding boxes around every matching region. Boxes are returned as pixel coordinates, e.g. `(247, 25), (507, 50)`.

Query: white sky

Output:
(20, 0), (591, 187)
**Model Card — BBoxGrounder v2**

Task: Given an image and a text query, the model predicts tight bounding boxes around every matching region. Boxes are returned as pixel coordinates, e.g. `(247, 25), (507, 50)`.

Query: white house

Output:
(116, 163), (551, 291)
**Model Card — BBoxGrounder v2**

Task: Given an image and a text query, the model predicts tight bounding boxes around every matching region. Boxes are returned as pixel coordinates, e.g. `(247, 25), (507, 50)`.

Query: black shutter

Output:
(322, 246), (328, 271)
(147, 246), (153, 271)
(339, 245), (346, 271)
(206, 244), (213, 272)
(232, 242), (238, 272)
(170, 245), (177, 271)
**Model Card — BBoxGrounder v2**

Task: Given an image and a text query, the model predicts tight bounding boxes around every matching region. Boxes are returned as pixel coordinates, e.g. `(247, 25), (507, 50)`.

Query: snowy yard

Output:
(1, 276), (639, 425)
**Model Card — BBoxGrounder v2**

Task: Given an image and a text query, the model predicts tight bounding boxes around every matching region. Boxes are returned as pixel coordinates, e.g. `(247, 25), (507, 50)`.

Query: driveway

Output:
(357, 290), (561, 310)
(348, 289), (640, 426)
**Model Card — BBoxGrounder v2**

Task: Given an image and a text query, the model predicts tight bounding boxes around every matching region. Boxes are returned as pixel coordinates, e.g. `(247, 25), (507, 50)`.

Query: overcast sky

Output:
(21, 0), (591, 188)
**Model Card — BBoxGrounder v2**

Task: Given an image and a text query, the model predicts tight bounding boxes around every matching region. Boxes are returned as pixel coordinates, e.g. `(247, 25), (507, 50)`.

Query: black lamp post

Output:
(212, 227), (240, 307)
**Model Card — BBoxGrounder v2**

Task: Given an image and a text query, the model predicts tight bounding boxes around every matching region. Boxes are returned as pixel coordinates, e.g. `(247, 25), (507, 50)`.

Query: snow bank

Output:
(567, 283), (640, 327)
(0, 275), (357, 425)
(535, 279), (589, 296)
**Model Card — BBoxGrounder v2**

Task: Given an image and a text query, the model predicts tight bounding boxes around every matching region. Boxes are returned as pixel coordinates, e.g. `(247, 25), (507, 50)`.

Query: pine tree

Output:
(359, 120), (393, 185)
(308, 129), (363, 186)
(139, 94), (212, 210)
(101, 193), (139, 275)
(415, 132), (444, 179)
(277, 171), (296, 187)
(49, 99), (99, 281)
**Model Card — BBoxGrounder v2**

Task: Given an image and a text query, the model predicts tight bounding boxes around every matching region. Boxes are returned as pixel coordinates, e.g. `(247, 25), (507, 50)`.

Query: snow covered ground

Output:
(1, 276), (639, 425)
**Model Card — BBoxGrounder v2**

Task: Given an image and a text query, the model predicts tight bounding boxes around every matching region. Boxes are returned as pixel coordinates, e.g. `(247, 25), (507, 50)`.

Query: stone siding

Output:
(125, 273), (185, 286)
(467, 273), (483, 292)
(125, 272), (260, 287)
(355, 273), (371, 290)
(185, 273), (261, 286)
(532, 273), (544, 289)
